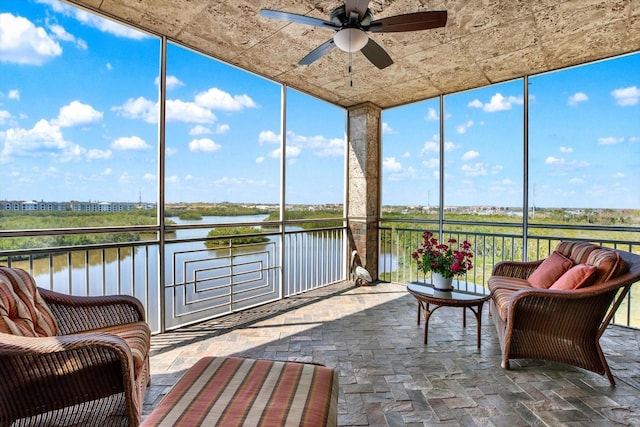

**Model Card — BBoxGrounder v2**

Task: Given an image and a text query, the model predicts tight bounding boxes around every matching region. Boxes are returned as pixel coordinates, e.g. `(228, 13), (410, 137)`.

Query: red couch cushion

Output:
(527, 252), (573, 289)
(550, 264), (598, 290)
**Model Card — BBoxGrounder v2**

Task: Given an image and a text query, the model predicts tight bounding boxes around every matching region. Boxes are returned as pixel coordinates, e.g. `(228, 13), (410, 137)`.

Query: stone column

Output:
(347, 102), (381, 280)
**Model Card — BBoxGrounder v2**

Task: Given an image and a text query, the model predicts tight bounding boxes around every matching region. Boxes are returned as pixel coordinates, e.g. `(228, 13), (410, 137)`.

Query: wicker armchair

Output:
(488, 242), (640, 385)
(0, 266), (151, 426)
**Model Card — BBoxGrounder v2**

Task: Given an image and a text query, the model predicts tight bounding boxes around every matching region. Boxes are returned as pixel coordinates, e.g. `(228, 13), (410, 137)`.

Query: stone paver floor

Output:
(143, 282), (640, 426)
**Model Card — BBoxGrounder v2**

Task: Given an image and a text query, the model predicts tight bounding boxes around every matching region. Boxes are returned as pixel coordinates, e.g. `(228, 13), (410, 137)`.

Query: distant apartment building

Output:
(71, 201), (135, 212)
(0, 200), (67, 211)
(1, 200), (154, 212)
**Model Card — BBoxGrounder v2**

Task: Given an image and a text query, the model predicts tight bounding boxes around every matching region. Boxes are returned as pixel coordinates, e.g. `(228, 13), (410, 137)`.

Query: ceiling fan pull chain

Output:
(349, 50), (353, 87)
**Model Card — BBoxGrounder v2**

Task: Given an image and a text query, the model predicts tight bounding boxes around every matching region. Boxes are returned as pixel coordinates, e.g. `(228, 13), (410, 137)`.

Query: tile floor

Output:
(143, 281), (640, 426)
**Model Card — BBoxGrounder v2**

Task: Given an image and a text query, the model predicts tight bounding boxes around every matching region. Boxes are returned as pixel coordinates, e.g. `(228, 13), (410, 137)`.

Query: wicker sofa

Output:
(488, 241), (640, 385)
(0, 266), (151, 426)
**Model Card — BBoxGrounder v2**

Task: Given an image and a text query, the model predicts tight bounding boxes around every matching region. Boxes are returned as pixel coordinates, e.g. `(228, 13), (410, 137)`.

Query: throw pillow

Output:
(528, 251), (574, 289)
(550, 264), (598, 290)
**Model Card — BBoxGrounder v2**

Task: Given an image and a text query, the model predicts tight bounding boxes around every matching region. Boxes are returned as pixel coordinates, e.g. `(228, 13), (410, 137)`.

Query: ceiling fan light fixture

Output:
(333, 28), (368, 52)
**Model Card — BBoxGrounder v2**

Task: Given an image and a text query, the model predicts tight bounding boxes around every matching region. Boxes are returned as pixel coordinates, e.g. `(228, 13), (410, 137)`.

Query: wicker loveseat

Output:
(488, 241), (640, 385)
(0, 266), (151, 426)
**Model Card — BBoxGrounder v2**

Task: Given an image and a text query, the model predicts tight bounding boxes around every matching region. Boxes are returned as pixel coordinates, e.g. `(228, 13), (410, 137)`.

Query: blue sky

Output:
(1, 0), (638, 209)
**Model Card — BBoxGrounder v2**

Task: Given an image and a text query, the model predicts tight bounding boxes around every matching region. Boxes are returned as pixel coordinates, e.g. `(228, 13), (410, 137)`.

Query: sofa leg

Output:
(501, 359), (510, 369)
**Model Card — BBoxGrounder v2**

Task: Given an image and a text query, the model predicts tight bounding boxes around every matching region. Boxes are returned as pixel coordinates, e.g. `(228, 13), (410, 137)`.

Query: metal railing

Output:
(1, 225), (346, 333)
(379, 224), (640, 328)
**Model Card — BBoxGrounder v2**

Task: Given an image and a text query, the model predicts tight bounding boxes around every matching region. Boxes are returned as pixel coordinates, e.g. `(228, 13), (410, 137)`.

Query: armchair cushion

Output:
(526, 251), (573, 289)
(85, 321), (151, 377)
(0, 267), (57, 337)
(549, 264), (597, 290)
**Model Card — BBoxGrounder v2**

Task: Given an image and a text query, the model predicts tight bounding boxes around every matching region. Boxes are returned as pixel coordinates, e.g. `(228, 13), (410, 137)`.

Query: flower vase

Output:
(432, 272), (453, 291)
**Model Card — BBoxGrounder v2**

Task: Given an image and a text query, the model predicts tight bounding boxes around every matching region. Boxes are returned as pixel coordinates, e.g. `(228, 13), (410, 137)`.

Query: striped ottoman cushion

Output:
(142, 356), (338, 427)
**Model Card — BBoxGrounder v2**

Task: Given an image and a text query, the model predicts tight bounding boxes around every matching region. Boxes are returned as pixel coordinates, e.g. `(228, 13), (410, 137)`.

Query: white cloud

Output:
(559, 146), (573, 153)
(216, 124), (230, 134)
(189, 138), (221, 152)
(545, 156), (591, 169)
(155, 75), (185, 90)
(118, 172), (133, 183)
(569, 177), (584, 184)
(47, 22), (86, 50)
(259, 130), (281, 144)
(568, 92), (588, 106)
(0, 13), (62, 65)
(285, 131), (344, 157)
(166, 147), (178, 156)
(143, 173), (156, 181)
(47, 23), (74, 42)
(461, 150), (479, 161)
(0, 110), (12, 125)
(38, 0), (148, 40)
(8, 89), (20, 100)
(422, 158), (439, 169)
(461, 162), (488, 176)
(545, 156), (564, 165)
(166, 175), (179, 183)
(469, 93), (523, 112)
(167, 99), (216, 123)
(491, 164), (503, 174)
(189, 125), (212, 136)
(598, 136), (624, 145)
(425, 108), (438, 121)
(270, 145), (301, 159)
(54, 101), (103, 127)
(111, 136), (150, 150)
(86, 148), (112, 159)
(613, 172), (625, 178)
(106, 62), (112, 70)
(195, 88), (257, 111)
(113, 97), (215, 124)
(611, 86), (639, 106)
(256, 156), (265, 164)
(0, 119), (87, 163)
(103, 168), (112, 176)
(382, 122), (394, 133)
(421, 141), (438, 153)
(456, 120), (474, 134)
(382, 157), (402, 172)
(112, 97), (157, 123)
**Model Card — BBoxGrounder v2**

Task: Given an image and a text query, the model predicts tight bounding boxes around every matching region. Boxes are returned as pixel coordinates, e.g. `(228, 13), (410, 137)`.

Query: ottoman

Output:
(142, 356), (338, 427)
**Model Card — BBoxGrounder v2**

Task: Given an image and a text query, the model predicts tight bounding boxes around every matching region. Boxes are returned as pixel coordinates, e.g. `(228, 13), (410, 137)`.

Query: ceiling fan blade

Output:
(345, 0), (370, 20)
(367, 11), (447, 33)
(299, 39), (336, 66)
(260, 9), (338, 30)
(360, 38), (393, 69)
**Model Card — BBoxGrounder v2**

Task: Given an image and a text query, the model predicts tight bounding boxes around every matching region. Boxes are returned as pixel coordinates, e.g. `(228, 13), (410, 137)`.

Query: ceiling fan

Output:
(260, 0), (447, 70)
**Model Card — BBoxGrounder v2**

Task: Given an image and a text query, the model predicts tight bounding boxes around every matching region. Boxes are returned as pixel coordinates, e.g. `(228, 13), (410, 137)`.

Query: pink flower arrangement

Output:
(411, 231), (473, 279)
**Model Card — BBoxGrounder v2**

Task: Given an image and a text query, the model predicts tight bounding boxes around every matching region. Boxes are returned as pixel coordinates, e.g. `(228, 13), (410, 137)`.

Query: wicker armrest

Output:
(506, 286), (621, 334)
(0, 331), (133, 366)
(38, 288), (146, 334)
(0, 332), (137, 423)
(491, 259), (543, 279)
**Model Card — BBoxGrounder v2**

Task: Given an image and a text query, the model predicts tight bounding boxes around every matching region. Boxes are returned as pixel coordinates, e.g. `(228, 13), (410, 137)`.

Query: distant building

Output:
(70, 201), (135, 212)
(0, 200), (155, 212)
(0, 200), (67, 211)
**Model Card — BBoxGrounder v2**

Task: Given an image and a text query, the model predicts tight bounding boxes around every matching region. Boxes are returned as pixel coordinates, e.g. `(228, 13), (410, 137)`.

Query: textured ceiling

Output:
(66, 0), (639, 109)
